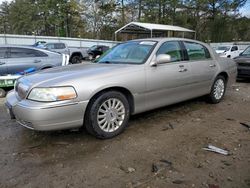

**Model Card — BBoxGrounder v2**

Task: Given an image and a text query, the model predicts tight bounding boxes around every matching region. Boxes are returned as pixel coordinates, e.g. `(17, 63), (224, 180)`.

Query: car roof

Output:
(0, 44), (61, 55)
(130, 37), (210, 48)
(0, 44), (43, 49)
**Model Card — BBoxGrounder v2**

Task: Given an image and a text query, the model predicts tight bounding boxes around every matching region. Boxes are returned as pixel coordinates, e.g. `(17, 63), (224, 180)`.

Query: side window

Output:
(0, 48), (7, 59)
(156, 41), (182, 62)
(46, 44), (55, 49)
(10, 48), (47, 58)
(184, 42), (211, 60)
(231, 46), (238, 51)
(54, 43), (66, 49)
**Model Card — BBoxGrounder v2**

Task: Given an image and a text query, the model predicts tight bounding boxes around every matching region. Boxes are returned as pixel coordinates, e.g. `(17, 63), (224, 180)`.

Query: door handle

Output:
(209, 64), (216, 68)
(33, 60), (41, 63)
(0, 62), (5, 65)
(179, 68), (187, 72)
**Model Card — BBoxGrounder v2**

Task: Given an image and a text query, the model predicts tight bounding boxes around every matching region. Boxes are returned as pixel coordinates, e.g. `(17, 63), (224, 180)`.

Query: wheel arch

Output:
(70, 52), (83, 60)
(86, 86), (135, 115)
(217, 71), (229, 82)
(40, 65), (53, 70)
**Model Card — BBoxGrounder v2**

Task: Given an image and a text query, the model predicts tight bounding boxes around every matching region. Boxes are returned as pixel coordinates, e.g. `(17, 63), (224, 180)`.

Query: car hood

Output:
(215, 50), (226, 54)
(18, 63), (137, 87)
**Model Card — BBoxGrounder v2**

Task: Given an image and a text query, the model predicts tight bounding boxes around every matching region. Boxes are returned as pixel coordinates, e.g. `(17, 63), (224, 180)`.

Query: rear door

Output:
(0, 47), (7, 75)
(182, 41), (218, 94)
(6, 47), (48, 74)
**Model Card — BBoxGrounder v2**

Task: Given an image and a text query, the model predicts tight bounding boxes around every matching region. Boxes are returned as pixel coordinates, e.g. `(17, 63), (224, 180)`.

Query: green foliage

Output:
(0, 0), (249, 42)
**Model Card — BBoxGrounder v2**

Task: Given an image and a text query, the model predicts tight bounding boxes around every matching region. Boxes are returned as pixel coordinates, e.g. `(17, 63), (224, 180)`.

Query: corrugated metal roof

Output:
(115, 22), (195, 33)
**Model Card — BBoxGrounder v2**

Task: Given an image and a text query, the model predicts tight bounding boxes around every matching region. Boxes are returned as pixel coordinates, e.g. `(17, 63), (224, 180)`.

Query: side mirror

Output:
(156, 54), (171, 64)
(151, 54), (171, 66)
(239, 52), (242, 56)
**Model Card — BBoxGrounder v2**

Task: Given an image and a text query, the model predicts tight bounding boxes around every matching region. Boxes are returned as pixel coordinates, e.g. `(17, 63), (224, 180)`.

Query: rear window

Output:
(54, 43), (66, 49)
(184, 42), (211, 60)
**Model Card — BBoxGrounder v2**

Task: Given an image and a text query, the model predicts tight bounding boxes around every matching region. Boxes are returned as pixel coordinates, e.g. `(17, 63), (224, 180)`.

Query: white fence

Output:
(0, 34), (118, 48)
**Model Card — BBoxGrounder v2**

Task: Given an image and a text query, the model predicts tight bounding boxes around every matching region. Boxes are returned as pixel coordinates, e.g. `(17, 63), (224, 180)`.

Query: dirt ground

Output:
(0, 81), (250, 188)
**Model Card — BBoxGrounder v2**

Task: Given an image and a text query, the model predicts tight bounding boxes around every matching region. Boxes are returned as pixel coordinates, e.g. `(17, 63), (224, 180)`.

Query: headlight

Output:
(28, 87), (77, 102)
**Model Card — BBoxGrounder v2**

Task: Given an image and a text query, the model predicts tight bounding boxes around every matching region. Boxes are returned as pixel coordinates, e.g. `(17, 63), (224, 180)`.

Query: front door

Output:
(145, 41), (194, 110)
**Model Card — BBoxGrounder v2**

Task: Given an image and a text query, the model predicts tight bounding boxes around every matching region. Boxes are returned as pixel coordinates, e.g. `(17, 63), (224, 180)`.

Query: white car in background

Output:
(215, 45), (241, 58)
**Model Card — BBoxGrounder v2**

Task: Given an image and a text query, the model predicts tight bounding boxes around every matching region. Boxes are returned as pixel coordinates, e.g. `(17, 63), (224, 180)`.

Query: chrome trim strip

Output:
(17, 100), (88, 110)
(16, 120), (34, 130)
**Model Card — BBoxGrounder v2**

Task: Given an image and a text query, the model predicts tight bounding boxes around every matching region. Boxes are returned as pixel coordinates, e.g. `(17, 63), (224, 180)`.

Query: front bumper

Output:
(5, 91), (88, 131)
(237, 67), (250, 78)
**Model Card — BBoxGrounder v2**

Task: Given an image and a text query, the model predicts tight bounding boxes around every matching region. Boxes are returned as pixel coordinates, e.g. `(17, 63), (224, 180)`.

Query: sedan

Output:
(5, 38), (237, 139)
(234, 46), (250, 79)
(0, 45), (69, 76)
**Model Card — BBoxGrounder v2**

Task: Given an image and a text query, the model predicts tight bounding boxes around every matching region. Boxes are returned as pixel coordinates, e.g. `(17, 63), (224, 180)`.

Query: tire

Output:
(207, 75), (226, 104)
(227, 55), (231, 58)
(0, 88), (6, 98)
(70, 55), (82, 64)
(85, 91), (130, 139)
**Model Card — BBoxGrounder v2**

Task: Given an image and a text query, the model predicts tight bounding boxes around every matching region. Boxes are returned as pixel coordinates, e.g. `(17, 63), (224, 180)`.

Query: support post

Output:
(115, 32), (117, 41)
(150, 29), (153, 38)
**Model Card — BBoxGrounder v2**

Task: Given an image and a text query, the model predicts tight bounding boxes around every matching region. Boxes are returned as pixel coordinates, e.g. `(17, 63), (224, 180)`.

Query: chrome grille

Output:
(238, 63), (250, 67)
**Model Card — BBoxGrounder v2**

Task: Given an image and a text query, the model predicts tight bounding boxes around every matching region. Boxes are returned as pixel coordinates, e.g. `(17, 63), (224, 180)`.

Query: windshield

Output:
(89, 45), (97, 50)
(242, 46), (250, 56)
(95, 41), (157, 64)
(217, 46), (230, 51)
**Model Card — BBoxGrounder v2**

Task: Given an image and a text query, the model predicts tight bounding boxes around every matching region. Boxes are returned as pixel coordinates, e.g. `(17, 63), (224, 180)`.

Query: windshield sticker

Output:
(139, 41), (156, 45)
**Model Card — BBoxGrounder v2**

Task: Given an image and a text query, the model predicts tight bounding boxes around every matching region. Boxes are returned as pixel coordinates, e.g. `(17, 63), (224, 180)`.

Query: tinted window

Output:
(0, 48), (7, 58)
(54, 43), (66, 49)
(46, 44), (55, 49)
(156, 41), (182, 62)
(242, 46), (250, 56)
(231, 46), (238, 51)
(10, 48), (47, 58)
(184, 42), (211, 60)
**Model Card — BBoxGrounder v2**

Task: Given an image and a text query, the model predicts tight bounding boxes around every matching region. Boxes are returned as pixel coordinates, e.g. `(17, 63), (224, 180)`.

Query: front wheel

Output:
(207, 75), (226, 103)
(85, 91), (130, 139)
(0, 88), (6, 98)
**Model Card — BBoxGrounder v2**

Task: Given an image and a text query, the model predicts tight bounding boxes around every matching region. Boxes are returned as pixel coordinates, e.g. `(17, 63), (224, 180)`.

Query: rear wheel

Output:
(207, 75), (226, 103)
(70, 55), (82, 64)
(85, 91), (130, 139)
(0, 88), (6, 98)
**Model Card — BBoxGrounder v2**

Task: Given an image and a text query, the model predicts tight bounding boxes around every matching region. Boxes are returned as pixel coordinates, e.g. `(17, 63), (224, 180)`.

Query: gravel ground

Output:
(0, 81), (250, 188)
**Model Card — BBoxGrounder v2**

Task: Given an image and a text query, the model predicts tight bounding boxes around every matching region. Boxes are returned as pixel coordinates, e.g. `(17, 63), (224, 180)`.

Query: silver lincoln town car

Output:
(5, 38), (237, 139)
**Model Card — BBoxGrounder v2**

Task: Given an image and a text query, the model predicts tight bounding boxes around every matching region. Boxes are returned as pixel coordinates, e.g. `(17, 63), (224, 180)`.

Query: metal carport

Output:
(115, 22), (195, 41)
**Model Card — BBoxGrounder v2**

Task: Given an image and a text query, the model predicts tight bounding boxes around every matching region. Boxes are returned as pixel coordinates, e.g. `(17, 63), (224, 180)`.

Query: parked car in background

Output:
(33, 41), (47, 48)
(6, 38), (236, 139)
(0, 45), (68, 76)
(215, 45), (242, 58)
(87, 45), (110, 60)
(35, 42), (88, 64)
(234, 46), (250, 79)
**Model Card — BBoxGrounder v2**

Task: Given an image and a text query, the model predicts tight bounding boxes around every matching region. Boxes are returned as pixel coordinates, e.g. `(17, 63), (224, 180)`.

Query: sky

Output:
(0, 0), (250, 18)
